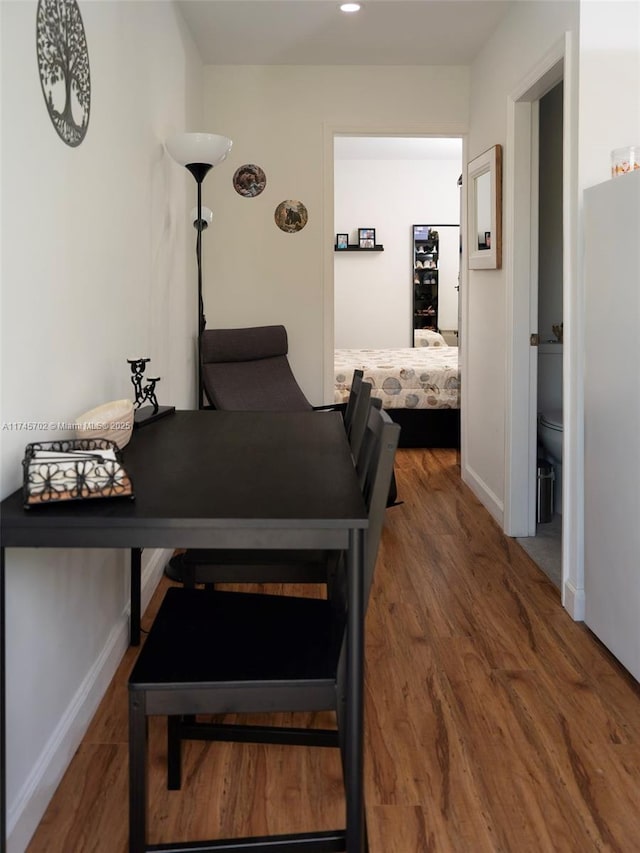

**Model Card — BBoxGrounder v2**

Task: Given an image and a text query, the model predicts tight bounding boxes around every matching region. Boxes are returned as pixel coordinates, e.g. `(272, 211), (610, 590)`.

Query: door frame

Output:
(503, 32), (583, 618)
(321, 123), (468, 401)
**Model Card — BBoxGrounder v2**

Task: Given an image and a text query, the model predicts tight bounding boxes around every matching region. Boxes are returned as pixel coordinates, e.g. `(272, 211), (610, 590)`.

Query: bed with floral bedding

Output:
(334, 345), (460, 447)
(334, 346), (460, 409)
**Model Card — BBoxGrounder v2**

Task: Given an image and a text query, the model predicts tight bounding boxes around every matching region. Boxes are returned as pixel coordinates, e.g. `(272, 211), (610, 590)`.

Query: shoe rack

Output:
(412, 224), (439, 335)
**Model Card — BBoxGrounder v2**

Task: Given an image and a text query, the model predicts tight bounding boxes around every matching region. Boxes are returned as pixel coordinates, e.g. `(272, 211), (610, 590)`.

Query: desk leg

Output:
(129, 691), (148, 853)
(130, 549), (141, 647)
(1, 547), (5, 853)
(346, 529), (365, 852)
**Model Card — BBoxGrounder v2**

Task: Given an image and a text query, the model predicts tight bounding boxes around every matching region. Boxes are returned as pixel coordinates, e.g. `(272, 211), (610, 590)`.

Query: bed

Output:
(334, 344), (460, 448)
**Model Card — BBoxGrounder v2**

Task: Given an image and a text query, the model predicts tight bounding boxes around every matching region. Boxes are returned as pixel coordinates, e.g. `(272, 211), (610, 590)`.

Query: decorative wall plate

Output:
(233, 164), (267, 197)
(274, 200), (308, 233)
(36, 0), (91, 147)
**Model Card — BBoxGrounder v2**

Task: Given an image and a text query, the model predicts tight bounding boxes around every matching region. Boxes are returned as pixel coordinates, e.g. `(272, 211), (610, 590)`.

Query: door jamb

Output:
(504, 39), (564, 538)
(505, 33), (584, 619)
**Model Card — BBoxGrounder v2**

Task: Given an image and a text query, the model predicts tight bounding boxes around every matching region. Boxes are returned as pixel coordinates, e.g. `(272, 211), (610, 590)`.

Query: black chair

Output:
(171, 369), (372, 590)
(343, 368), (368, 461)
(128, 406), (400, 853)
(201, 324), (315, 411)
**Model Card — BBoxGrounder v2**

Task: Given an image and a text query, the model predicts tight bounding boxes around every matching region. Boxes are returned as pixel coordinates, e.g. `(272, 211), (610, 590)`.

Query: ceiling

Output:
(176, 0), (513, 66)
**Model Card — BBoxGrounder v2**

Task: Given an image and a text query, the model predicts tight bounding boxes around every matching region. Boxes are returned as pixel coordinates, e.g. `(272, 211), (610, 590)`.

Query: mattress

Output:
(335, 347), (460, 410)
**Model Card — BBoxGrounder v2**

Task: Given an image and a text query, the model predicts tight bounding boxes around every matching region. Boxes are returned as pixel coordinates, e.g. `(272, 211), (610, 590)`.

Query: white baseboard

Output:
(140, 547), (173, 616)
(562, 577), (585, 621)
(461, 462), (504, 528)
(8, 548), (172, 853)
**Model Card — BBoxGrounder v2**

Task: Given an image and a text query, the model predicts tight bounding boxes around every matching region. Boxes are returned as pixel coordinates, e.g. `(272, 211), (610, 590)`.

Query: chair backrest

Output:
(333, 403), (400, 708)
(201, 325), (313, 412)
(344, 371), (371, 460)
(354, 397), (381, 490)
(343, 369), (364, 429)
(358, 406), (400, 605)
(333, 403), (400, 619)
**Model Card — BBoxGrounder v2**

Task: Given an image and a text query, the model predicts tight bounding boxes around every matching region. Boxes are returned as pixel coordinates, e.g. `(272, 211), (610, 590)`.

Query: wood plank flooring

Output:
(26, 448), (640, 852)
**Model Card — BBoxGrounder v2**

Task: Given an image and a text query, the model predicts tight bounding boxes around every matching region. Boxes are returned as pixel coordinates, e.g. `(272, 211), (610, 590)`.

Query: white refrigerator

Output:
(584, 168), (640, 682)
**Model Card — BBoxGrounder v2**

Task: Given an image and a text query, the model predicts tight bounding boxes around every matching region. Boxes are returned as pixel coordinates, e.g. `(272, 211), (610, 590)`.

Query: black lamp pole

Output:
(185, 162), (212, 410)
(166, 132), (231, 413)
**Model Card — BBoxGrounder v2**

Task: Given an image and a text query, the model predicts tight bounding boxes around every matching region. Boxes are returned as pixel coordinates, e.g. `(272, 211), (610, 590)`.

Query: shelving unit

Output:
(334, 244), (384, 252)
(412, 224), (439, 333)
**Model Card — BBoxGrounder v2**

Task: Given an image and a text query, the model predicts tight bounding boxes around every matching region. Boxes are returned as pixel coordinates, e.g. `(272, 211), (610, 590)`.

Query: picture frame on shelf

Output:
(336, 233), (349, 249)
(358, 227), (376, 248)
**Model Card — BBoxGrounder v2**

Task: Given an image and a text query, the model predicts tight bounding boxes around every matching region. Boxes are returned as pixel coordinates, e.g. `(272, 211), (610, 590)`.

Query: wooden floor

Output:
(27, 448), (640, 852)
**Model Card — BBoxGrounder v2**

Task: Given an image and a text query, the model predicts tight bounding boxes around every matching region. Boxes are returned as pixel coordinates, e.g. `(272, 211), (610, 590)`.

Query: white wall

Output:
(462, 2), (579, 521)
(0, 2), (202, 848)
(333, 156), (461, 348)
(578, 1), (640, 192)
(201, 65), (469, 402)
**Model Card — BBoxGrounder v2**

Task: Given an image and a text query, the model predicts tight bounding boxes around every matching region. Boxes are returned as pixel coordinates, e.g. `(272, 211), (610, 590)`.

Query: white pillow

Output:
(414, 329), (447, 347)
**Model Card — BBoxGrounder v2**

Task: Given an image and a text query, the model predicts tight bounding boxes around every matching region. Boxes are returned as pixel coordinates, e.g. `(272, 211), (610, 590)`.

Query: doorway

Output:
(333, 136), (462, 349)
(504, 40), (572, 598)
(516, 81), (564, 589)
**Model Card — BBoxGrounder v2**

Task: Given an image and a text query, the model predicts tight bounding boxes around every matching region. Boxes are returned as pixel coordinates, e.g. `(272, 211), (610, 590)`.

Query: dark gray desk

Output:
(0, 410), (368, 852)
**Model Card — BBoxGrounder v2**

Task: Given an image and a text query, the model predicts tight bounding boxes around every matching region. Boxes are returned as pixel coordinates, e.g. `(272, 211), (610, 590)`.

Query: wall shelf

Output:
(334, 244), (384, 252)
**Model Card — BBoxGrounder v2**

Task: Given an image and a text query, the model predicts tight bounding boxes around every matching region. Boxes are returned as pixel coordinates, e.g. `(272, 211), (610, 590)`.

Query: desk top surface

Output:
(0, 410), (367, 548)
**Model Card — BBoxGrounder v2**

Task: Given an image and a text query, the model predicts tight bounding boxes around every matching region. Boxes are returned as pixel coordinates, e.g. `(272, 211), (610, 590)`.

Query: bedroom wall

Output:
(334, 154), (462, 349)
(201, 65), (469, 402)
(0, 2), (202, 848)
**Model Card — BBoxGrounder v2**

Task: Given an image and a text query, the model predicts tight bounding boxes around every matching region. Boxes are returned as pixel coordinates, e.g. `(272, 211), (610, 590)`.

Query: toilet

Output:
(538, 409), (563, 514)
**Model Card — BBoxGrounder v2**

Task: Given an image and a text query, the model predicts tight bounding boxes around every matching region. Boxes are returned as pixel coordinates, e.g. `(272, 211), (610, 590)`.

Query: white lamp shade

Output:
(191, 206), (214, 228)
(165, 132), (233, 167)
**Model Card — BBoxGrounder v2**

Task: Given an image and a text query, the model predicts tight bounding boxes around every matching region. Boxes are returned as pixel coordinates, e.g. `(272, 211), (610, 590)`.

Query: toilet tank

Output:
(537, 343), (563, 413)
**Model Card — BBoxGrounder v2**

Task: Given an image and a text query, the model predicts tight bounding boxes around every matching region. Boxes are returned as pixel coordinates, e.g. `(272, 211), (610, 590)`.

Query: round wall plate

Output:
(274, 200), (308, 233)
(233, 164), (267, 197)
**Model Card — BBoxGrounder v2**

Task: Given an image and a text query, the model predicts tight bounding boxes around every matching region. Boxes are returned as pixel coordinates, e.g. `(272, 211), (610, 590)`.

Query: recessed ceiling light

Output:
(340, 3), (361, 12)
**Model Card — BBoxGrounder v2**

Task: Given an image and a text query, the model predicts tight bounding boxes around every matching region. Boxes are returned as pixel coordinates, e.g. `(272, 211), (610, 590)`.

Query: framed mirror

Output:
(467, 144), (502, 269)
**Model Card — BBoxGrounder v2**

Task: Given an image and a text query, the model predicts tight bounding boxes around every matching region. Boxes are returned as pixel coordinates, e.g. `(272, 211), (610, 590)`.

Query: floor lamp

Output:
(166, 132), (233, 409)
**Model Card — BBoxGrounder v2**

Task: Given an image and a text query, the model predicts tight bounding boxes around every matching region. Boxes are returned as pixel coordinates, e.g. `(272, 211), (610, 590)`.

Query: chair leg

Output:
(167, 715), (183, 789)
(129, 691), (148, 853)
(181, 558), (196, 590)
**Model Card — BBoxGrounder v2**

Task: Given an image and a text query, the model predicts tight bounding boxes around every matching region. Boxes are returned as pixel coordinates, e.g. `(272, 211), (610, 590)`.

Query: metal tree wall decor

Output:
(36, 0), (91, 147)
